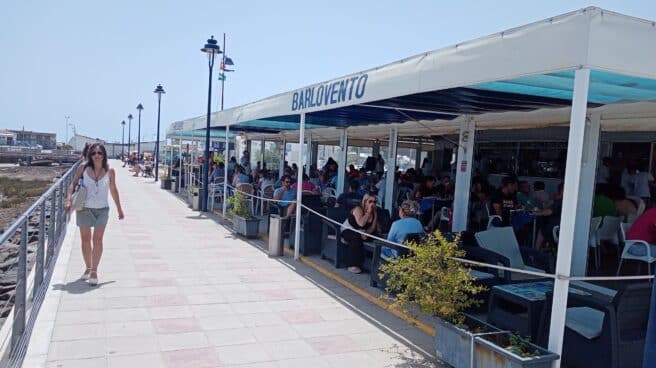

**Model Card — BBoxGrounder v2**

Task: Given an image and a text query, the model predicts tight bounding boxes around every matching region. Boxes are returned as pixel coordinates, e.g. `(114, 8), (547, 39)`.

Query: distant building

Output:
(68, 134), (105, 153)
(9, 129), (56, 149)
(0, 130), (16, 145)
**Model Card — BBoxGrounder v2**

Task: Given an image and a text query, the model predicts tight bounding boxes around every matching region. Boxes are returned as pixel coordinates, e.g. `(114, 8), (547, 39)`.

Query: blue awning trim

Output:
(472, 70), (656, 104)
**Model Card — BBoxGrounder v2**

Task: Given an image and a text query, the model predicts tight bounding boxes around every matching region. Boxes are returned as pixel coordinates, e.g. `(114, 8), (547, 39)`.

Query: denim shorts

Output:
(76, 207), (109, 228)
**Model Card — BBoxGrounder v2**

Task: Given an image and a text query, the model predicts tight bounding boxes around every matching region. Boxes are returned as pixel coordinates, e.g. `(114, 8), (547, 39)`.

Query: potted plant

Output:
(227, 191), (260, 238)
(379, 231), (558, 368)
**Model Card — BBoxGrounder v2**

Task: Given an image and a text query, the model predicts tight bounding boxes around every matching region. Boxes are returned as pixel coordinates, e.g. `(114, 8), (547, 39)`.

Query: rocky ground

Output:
(0, 164), (69, 325)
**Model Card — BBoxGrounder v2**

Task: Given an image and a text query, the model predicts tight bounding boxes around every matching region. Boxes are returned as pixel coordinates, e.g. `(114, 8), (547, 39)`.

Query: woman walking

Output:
(65, 143), (124, 285)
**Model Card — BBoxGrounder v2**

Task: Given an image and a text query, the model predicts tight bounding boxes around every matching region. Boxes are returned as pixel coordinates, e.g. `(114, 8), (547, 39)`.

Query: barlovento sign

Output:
(291, 73), (368, 111)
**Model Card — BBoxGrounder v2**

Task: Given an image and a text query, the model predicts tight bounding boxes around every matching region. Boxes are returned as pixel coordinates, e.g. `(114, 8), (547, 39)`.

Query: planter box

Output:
(160, 179), (172, 190)
(232, 215), (261, 238)
(435, 316), (558, 368)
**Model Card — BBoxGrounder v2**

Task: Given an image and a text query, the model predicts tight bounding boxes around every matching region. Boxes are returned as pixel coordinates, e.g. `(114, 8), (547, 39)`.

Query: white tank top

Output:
(82, 168), (110, 208)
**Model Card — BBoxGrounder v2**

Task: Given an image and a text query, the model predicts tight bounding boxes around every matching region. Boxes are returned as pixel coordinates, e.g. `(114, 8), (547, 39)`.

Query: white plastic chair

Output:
(208, 178), (225, 212)
(487, 215), (502, 229)
(627, 196), (646, 216)
(597, 216), (621, 246)
(588, 216), (603, 269)
(257, 184), (275, 216)
(617, 222), (656, 275)
(475, 226), (546, 280)
(553, 225), (559, 244)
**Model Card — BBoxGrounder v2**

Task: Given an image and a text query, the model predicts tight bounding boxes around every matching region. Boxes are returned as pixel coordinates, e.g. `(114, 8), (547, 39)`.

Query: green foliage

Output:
(507, 333), (540, 358)
(379, 231), (484, 326)
(227, 191), (253, 219)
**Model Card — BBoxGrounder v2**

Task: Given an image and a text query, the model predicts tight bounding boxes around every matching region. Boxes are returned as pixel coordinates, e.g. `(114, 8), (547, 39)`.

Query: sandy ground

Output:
(0, 164), (69, 233)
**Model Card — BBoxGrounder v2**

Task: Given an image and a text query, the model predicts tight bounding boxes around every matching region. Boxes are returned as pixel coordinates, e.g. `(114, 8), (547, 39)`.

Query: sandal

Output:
(347, 266), (362, 274)
(88, 271), (98, 286)
(81, 268), (92, 281)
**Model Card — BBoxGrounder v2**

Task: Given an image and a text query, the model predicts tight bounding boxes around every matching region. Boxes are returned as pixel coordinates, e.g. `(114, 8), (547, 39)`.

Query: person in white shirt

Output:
(635, 162), (654, 202)
(596, 157), (611, 184)
(621, 163), (638, 197)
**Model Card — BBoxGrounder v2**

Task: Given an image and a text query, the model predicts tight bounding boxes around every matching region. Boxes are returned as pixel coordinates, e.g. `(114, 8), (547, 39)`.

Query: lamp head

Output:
(224, 56), (234, 66)
(121, 120), (126, 126)
(136, 103), (143, 111)
(128, 114), (133, 120)
(201, 35), (222, 55)
(153, 84), (166, 95)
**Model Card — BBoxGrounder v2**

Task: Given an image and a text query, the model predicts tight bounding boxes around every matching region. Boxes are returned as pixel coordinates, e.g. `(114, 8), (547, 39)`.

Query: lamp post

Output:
(136, 104), (143, 162)
(127, 114), (133, 156)
(200, 35), (222, 212)
(64, 116), (71, 145)
(121, 120), (126, 159)
(153, 84), (165, 182)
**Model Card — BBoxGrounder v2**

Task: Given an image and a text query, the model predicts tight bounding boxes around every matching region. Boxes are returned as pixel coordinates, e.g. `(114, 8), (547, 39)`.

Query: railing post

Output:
(47, 192), (56, 265)
(34, 201), (46, 298)
(56, 182), (64, 240)
(11, 220), (27, 351)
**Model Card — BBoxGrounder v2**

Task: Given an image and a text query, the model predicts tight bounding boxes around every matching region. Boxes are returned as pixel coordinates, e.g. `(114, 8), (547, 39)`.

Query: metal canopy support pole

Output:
(452, 118), (475, 232)
(571, 112), (601, 276)
(548, 68), (591, 366)
(306, 132), (312, 173)
(294, 113), (306, 261)
(415, 146), (422, 171)
(260, 139), (265, 170)
(279, 137), (286, 179)
(311, 142), (319, 170)
(372, 140), (380, 158)
(384, 127), (398, 212)
(336, 129), (348, 195)
(222, 125), (230, 216)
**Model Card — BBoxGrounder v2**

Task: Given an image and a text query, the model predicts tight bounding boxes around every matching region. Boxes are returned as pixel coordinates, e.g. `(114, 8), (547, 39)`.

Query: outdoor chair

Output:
(588, 216), (603, 270)
(257, 184), (275, 216)
(538, 282), (650, 368)
(320, 207), (348, 268)
(208, 178), (225, 212)
(474, 226), (552, 281)
(627, 196), (646, 217)
(553, 225), (559, 244)
(616, 222), (656, 275)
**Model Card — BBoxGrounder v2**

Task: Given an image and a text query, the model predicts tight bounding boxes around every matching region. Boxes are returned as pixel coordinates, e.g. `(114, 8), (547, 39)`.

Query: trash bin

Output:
(268, 215), (284, 257)
(191, 190), (200, 210)
(171, 177), (178, 192)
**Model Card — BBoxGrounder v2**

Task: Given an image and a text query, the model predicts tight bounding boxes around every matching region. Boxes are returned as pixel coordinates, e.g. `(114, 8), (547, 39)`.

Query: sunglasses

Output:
(283, 181), (291, 184)
(91, 151), (104, 156)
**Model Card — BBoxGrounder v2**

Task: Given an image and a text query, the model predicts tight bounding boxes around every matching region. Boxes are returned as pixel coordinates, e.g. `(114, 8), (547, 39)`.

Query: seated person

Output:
(292, 173), (317, 192)
(211, 162), (225, 182)
(356, 171), (370, 191)
(381, 200), (424, 261)
(608, 186), (637, 222)
(414, 176), (438, 200)
(232, 165), (251, 187)
(335, 180), (363, 209)
(316, 172), (330, 193)
(348, 164), (359, 178)
(340, 194), (378, 274)
(440, 176), (454, 199)
(516, 180), (533, 209)
(531, 181), (551, 209)
(273, 174), (297, 217)
(627, 207), (656, 244)
(592, 183), (616, 218)
(490, 176), (519, 226)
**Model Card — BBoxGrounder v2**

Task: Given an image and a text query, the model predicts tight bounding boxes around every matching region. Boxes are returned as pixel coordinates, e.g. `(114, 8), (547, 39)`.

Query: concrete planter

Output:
(232, 215), (261, 238)
(435, 316), (558, 368)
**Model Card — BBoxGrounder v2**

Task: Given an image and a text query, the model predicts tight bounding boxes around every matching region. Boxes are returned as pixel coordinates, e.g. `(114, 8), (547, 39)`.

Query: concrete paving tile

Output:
(105, 320), (157, 337)
(157, 331), (210, 351)
(250, 324), (300, 342)
(105, 335), (159, 356)
(52, 323), (105, 341)
(276, 357), (332, 368)
(162, 347), (222, 368)
(107, 352), (164, 368)
(45, 357), (107, 368)
(206, 328), (257, 347)
(261, 340), (319, 360)
(47, 338), (106, 361)
(148, 305), (194, 319)
(215, 343), (273, 365)
(152, 317), (202, 334)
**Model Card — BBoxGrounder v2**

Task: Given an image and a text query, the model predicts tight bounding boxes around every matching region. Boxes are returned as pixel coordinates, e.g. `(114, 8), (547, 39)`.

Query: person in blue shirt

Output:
(274, 174), (297, 216)
(381, 200), (424, 261)
(211, 162), (225, 181)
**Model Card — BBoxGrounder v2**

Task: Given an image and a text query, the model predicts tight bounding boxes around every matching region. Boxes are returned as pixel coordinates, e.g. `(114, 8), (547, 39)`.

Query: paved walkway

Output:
(23, 161), (440, 367)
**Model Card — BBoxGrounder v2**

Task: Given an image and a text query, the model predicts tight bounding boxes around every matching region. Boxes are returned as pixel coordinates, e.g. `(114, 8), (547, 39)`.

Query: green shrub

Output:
(379, 231), (484, 326)
(227, 191), (253, 219)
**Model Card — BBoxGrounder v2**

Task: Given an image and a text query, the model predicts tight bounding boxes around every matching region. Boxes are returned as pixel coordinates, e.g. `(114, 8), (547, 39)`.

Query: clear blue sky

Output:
(1, 1), (654, 144)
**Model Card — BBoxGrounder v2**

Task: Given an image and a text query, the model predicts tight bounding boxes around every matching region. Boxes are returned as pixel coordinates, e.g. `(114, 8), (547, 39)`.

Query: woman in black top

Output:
(341, 194), (378, 274)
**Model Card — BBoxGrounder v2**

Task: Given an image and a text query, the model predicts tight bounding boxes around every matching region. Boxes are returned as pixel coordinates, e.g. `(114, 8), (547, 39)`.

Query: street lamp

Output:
(64, 116), (71, 145)
(127, 114), (133, 155)
(219, 33), (235, 112)
(200, 35), (222, 212)
(153, 84), (165, 182)
(121, 120), (126, 158)
(136, 103), (143, 162)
